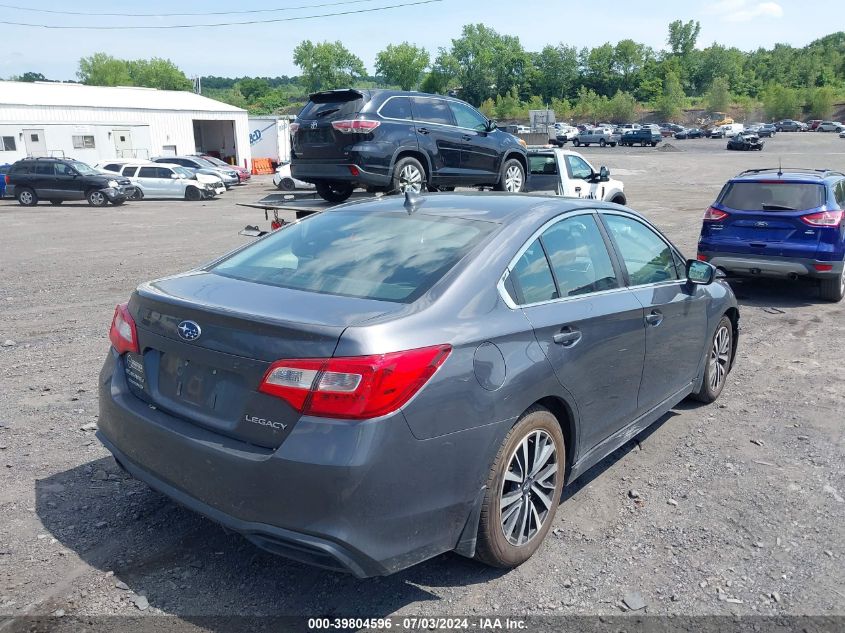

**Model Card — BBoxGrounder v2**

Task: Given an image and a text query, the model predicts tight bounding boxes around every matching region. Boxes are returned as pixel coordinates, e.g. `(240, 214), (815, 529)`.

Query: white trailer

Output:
(247, 116), (291, 165)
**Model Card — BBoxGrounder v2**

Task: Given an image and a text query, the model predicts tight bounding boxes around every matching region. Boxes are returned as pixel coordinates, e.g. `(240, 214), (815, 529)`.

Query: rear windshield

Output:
(719, 182), (825, 211)
(211, 211), (497, 303)
(298, 94), (365, 121)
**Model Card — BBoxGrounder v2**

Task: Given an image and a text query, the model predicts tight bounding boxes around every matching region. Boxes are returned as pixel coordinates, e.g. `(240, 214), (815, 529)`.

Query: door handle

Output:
(553, 326), (582, 347)
(645, 310), (663, 326)
(417, 127), (430, 135)
(461, 134), (473, 141)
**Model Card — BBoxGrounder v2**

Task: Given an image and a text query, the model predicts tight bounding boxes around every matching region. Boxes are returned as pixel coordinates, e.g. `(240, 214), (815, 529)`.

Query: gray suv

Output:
(98, 193), (739, 577)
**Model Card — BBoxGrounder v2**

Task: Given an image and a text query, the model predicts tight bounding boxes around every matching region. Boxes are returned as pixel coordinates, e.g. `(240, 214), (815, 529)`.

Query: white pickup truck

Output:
(524, 147), (626, 204)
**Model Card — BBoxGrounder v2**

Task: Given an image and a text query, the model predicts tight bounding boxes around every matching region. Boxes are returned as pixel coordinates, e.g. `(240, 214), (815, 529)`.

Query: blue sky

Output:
(0, 0), (841, 81)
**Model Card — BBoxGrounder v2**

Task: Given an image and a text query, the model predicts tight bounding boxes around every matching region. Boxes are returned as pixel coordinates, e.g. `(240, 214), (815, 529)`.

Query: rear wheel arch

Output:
(724, 308), (740, 368)
(391, 149), (431, 184)
(532, 396), (577, 481)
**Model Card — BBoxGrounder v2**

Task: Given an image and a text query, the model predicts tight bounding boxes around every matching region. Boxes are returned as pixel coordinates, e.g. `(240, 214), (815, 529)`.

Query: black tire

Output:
(86, 190), (108, 207)
(819, 266), (845, 302)
(599, 138), (606, 147)
(276, 177), (296, 191)
(494, 158), (526, 193)
(185, 186), (202, 201)
(49, 200), (63, 206)
(428, 185), (455, 192)
(130, 188), (144, 201)
(16, 187), (37, 206)
(315, 180), (354, 203)
(610, 142), (617, 147)
(690, 316), (733, 403)
(651, 142), (658, 147)
(475, 406), (565, 569)
(573, 139), (580, 147)
(390, 156), (426, 194)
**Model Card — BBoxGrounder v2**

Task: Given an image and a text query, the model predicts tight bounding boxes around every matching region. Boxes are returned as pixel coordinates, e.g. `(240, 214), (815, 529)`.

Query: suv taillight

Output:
(703, 207), (729, 221)
(801, 210), (843, 227)
(3, 175), (9, 185)
(259, 345), (451, 420)
(109, 302), (139, 355)
(331, 120), (381, 134)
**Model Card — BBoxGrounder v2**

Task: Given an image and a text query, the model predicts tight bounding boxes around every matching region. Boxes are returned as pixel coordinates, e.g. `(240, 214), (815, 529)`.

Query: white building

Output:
(0, 81), (251, 169)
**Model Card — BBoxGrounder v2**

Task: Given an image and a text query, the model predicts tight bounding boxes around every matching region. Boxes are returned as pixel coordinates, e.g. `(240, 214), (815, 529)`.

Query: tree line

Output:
(10, 23), (845, 122)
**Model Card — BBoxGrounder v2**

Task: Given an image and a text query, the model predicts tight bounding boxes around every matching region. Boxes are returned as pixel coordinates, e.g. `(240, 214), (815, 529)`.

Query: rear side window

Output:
(379, 96), (413, 120)
(102, 164), (121, 172)
(529, 155), (557, 175)
(834, 181), (845, 207)
(541, 216), (618, 297)
(138, 167), (158, 178)
(298, 93), (365, 121)
(411, 98), (454, 126)
(508, 239), (558, 305)
(212, 211), (496, 303)
(720, 182), (825, 211)
(35, 162), (55, 176)
(11, 162), (33, 174)
(122, 166), (138, 177)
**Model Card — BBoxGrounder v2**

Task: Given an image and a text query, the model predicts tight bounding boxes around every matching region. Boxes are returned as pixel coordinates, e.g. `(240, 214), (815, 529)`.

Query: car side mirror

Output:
(599, 166), (610, 182)
(687, 259), (716, 285)
(487, 120), (498, 132)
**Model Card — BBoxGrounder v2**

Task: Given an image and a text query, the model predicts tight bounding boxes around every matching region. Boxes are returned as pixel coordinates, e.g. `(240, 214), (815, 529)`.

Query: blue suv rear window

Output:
(719, 182), (825, 211)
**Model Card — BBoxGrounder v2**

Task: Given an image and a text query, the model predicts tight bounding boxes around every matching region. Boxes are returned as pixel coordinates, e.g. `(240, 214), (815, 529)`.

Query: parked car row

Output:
(2, 153), (250, 206)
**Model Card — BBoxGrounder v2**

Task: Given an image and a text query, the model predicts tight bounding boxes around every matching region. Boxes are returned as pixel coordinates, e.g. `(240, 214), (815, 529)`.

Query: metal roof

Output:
(0, 80), (246, 114)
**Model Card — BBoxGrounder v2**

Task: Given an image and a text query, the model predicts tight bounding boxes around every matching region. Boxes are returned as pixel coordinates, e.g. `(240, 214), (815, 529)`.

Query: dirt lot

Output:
(1, 133), (844, 629)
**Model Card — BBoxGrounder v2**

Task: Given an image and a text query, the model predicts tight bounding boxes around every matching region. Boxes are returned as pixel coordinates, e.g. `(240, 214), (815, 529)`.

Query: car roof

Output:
(731, 168), (845, 184)
(323, 192), (636, 225)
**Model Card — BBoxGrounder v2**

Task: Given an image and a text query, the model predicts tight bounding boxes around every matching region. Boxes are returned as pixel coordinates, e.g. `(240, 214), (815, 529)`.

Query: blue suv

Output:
(697, 168), (845, 301)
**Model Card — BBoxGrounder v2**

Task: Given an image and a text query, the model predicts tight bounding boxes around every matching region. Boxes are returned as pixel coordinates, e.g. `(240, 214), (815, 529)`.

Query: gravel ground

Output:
(1, 133), (844, 629)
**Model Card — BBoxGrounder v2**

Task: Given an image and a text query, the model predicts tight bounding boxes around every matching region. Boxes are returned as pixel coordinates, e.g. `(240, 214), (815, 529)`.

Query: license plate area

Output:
(158, 354), (238, 413)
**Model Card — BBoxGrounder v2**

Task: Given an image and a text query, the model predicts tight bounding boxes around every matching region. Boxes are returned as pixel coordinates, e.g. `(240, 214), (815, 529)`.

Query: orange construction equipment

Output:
(251, 158), (274, 175)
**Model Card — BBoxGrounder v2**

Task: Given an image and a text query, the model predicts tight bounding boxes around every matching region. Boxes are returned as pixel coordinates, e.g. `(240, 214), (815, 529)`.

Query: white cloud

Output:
(706, 0), (784, 22)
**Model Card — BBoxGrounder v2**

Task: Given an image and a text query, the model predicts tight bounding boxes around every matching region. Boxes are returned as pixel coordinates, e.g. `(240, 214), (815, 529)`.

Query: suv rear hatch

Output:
(292, 89), (368, 160)
(703, 180), (828, 258)
(125, 272), (397, 449)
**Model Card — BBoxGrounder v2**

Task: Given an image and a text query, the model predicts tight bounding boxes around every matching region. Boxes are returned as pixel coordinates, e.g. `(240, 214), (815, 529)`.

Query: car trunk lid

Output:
(124, 271), (398, 448)
(292, 89), (367, 160)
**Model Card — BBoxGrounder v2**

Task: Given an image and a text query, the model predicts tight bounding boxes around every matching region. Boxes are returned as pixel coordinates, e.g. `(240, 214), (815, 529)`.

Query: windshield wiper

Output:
(315, 108), (340, 118)
(761, 204), (795, 210)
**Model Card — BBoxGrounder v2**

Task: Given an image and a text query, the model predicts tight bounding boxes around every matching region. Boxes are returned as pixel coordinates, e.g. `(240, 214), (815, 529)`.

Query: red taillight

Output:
(348, 165), (360, 176)
(3, 175), (9, 185)
(697, 254), (709, 261)
(814, 263), (834, 271)
(289, 122), (300, 134)
(801, 210), (843, 227)
(108, 302), (139, 355)
(703, 207), (729, 221)
(259, 345), (452, 420)
(331, 119), (381, 134)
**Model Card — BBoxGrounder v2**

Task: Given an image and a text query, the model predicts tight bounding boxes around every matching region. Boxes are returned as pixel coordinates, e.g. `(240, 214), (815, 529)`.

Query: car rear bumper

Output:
(701, 252), (844, 279)
(97, 350), (487, 577)
(291, 160), (391, 187)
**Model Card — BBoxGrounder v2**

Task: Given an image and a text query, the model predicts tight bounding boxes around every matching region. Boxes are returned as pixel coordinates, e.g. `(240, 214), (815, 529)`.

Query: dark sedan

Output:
(727, 133), (764, 151)
(98, 192), (739, 577)
(675, 128), (703, 139)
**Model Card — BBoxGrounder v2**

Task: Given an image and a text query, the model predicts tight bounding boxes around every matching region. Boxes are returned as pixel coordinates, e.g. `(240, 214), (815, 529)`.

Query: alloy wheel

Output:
(708, 325), (731, 392)
(89, 191), (106, 206)
(19, 191), (33, 205)
(500, 429), (558, 546)
(398, 164), (423, 193)
(504, 165), (523, 192)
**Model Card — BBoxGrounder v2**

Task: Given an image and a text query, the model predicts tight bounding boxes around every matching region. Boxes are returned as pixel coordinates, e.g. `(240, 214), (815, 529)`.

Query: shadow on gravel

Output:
(35, 457), (506, 623)
(727, 276), (822, 309)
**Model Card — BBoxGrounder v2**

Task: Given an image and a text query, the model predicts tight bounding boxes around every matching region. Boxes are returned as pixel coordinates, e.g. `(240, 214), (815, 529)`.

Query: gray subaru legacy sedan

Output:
(98, 192), (739, 577)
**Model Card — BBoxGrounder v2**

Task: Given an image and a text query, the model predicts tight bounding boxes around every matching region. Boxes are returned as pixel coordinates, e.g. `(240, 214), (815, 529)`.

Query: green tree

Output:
(667, 20), (701, 58)
(530, 44), (579, 102)
(420, 49), (459, 94)
(77, 53), (131, 86)
(238, 78), (271, 101)
(15, 71), (48, 82)
(375, 42), (430, 91)
(127, 58), (193, 91)
(705, 76), (731, 113)
(478, 98), (496, 118)
(449, 24), (529, 105)
(656, 70), (686, 120)
(292, 40), (366, 93)
(494, 88), (521, 119)
(550, 97), (572, 120)
(608, 90), (638, 122)
(612, 40), (646, 93)
(761, 84), (802, 119)
(581, 43), (617, 95)
(807, 86), (836, 119)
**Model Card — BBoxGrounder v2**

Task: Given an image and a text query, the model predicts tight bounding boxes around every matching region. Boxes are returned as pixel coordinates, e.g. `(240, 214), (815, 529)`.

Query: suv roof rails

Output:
(736, 167), (845, 178)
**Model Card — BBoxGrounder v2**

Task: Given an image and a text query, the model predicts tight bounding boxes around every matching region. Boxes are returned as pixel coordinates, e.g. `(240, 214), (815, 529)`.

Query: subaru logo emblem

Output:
(177, 320), (201, 341)
(755, 221), (768, 227)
